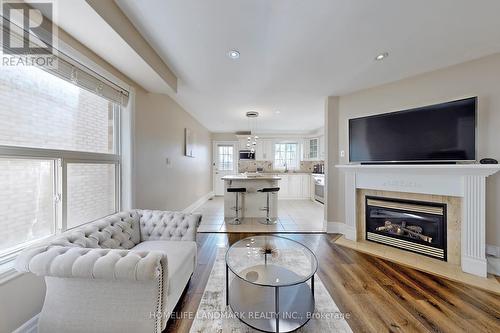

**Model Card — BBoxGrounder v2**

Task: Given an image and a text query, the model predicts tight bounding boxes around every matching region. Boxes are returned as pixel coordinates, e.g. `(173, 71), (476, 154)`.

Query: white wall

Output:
(134, 89), (212, 211)
(334, 53), (500, 246)
(211, 132), (238, 141)
(324, 97), (341, 223)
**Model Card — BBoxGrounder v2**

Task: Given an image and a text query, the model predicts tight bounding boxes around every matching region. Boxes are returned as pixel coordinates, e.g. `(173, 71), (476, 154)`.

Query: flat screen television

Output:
(349, 97), (477, 163)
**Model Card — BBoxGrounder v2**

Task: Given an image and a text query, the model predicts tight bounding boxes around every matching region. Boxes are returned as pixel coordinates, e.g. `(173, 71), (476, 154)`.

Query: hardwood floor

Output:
(163, 233), (500, 333)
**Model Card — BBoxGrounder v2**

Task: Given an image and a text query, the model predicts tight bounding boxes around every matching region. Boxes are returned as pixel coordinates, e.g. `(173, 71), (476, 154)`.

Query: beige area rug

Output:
(189, 248), (352, 332)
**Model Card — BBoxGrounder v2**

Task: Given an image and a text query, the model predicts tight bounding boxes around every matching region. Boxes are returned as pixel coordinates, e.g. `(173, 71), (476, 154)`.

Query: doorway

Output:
(213, 141), (238, 196)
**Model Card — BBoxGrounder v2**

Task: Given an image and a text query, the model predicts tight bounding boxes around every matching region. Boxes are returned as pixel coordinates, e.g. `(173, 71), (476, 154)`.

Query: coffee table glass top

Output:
(225, 235), (318, 287)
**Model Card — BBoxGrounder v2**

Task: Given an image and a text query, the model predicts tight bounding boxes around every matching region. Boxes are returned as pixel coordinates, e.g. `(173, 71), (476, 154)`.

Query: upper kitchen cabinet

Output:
(256, 139), (274, 161)
(238, 137), (248, 150)
(302, 135), (324, 161)
(319, 135), (325, 160)
(309, 137), (319, 160)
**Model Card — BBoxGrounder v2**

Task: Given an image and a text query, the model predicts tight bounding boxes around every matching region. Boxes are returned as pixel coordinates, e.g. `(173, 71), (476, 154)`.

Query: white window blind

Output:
(0, 18), (129, 106)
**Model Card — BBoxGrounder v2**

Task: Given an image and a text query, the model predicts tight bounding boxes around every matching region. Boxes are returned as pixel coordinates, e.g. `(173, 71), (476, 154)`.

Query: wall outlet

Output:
(340, 150), (345, 158)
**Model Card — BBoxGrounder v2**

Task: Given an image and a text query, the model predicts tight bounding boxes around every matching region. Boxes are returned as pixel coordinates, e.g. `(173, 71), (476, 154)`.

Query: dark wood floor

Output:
(164, 233), (500, 333)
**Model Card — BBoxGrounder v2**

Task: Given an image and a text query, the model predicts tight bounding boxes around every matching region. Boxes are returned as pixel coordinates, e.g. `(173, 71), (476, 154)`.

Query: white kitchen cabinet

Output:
(310, 175), (316, 201)
(308, 138), (319, 160)
(300, 139), (308, 161)
(238, 138), (248, 150)
(301, 174), (311, 198)
(277, 174), (312, 199)
(255, 140), (264, 160)
(301, 135), (325, 161)
(302, 137), (320, 161)
(288, 174), (302, 198)
(277, 174), (289, 199)
(319, 135), (325, 160)
(256, 139), (274, 161)
(263, 139), (274, 161)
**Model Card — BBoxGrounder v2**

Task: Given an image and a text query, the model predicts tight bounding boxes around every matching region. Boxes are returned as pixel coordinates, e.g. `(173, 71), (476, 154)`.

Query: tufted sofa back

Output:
(50, 209), (201, 250)
(138, 210), (200, 242)
(51, 211), (141, 249)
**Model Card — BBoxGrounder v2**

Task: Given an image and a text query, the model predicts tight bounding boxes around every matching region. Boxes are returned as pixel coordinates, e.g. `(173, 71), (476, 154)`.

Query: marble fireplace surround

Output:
(357, 189), (461, 265)
(335, 164), (500, 279)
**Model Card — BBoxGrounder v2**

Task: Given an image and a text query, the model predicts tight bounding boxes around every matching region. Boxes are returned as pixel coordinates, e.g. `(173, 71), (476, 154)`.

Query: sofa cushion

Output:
(51, 211), (141, 249)
(132, 240), (197, 296)
(137, 210), (200, 242)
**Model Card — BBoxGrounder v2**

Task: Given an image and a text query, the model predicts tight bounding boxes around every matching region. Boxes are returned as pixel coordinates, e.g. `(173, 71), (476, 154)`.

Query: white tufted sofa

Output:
(15, 209), (201, 333)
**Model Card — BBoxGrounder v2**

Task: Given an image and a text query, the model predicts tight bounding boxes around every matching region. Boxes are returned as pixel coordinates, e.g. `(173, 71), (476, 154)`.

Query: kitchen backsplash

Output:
(238, 160), (324, 173)
(238, 160), (274, 173)
(300, 160), (324, 173)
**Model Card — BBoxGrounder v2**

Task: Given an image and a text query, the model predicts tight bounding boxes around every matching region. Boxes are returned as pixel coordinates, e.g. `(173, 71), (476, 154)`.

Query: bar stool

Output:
(258, 187), (280, 225)
(227, 187), (246, 225)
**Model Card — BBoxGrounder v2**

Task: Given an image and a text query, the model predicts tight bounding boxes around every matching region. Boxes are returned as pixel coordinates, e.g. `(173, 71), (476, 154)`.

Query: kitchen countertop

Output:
(222, 174), (282, 180)
(237, 172), (314, 175)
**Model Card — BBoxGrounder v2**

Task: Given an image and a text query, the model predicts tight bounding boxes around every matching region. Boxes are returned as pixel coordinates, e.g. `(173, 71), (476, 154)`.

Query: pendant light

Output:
(246, 111), (259, 153)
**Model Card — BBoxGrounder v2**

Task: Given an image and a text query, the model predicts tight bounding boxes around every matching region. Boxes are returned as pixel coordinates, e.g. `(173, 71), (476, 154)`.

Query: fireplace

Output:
(365, 196), (447, 261)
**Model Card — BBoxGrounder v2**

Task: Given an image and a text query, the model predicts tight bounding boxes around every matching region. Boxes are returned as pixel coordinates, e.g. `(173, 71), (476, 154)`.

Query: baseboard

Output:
(327, 222), (356, 240)
(12, 314), (38, 333)
(486, 244), (500, 276)
(487, 256), (500, 276)
(462, 255), (488, 278)
(326, 221), (344, 233)
(183, 191), (214, 213)
(486, 244), (500, 257)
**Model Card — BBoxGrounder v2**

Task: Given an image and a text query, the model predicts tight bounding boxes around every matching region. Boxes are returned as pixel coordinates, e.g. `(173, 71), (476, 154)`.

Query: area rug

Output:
(189, 248), (352, 332)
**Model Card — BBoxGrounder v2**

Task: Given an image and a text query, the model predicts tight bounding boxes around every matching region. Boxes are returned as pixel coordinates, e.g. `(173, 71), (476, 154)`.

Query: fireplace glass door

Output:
(365, 197), (447, 261)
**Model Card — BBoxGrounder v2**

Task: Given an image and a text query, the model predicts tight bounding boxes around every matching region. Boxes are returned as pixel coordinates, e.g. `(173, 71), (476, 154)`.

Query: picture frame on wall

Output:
(185, 128), (195, 157)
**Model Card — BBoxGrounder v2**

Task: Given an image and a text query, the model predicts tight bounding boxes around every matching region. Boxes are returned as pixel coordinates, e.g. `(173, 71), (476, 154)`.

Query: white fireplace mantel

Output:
(336, 164), (500, 277)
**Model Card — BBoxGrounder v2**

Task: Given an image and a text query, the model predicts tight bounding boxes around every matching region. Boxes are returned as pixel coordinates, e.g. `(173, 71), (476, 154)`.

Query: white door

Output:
(213, 142), (237, 196)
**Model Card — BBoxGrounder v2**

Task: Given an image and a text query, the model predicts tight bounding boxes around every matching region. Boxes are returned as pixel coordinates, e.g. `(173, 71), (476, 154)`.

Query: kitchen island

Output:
(222, 174), (281, 222)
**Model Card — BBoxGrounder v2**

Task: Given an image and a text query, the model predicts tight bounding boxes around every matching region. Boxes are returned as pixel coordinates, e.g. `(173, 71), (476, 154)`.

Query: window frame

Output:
(274, 142), (300, 170)
(0, 104), (121, 261)
(217, 144), (235, 172)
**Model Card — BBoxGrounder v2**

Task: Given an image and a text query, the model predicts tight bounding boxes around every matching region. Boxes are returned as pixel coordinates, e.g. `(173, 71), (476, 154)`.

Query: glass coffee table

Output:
(225, 235), (318, 333)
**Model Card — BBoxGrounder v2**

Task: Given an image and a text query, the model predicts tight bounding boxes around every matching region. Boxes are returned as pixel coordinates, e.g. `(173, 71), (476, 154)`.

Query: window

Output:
(0, 60), (124, 257)
(275, 143), (299, 170)
(218, 145), (234, 171)
(67, 163), (117, 229)
(0, 158), (55, 252)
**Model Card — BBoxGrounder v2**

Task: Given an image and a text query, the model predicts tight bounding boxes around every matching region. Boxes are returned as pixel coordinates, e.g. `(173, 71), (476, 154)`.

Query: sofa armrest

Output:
(15, 246), (167, 282)
(136, 209), (201, 242)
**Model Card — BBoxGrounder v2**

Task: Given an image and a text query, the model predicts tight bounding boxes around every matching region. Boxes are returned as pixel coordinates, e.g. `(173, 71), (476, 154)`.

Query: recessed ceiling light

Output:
(375, 52), (389, 61)
(227, 49), (240, 59)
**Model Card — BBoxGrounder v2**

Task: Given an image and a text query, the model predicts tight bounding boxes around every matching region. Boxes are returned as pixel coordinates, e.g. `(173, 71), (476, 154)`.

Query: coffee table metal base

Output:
(228, 275), (315, 332)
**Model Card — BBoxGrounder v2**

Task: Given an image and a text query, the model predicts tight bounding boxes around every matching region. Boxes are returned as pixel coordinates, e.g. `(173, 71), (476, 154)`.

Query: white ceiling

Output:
(120, 1), (500, 132)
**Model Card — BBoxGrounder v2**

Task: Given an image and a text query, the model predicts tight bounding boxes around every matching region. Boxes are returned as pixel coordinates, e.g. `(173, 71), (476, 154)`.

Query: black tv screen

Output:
(349, 97), (477, 163)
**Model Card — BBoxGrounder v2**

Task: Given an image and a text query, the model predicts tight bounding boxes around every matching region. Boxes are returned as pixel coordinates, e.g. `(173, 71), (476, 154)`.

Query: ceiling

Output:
(96, 1), (500, 132)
